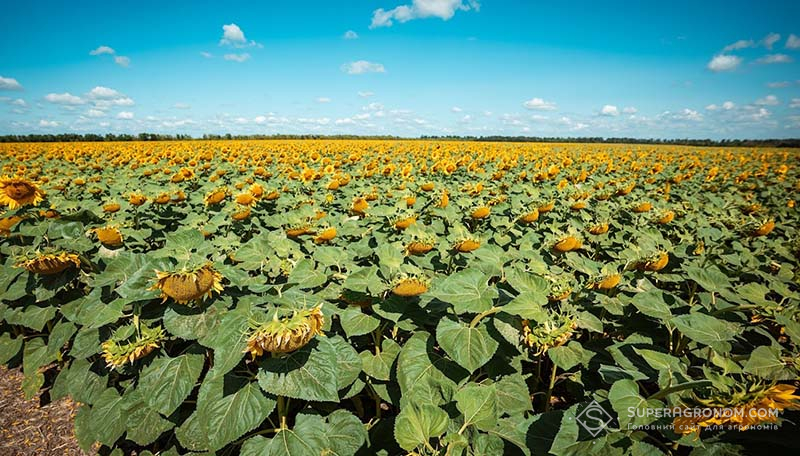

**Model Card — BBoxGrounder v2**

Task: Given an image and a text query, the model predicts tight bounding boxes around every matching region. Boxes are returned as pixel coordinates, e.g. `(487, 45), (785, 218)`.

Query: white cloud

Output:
(600, 105), (619, 116)
(173, 102), (191, 109)
(358, 91), (374, 97)
(767, 81), (791, 88)
(363, 102), (384, 111)
(739, 107), (770, 122)
(87, 109), (105, 117)
(790, 98), (800, 108)
(45, 92), (84, 105)
(755, 54), (793, 64)
(200, 51), (213, 58)
(117, 111), (134, 119)
(253, 116), (267, 124)
(161, 119), (196, 128)
(342, 60), (386, 74)
(451, 106), (462, 113)
(114, 56), (131, 67)
(370, 0), (480, 28)
(722, 39), (755, 52)
(335, 118), (355, 125)
(754, 95), (779, 106)
(761, 32), (781, 50)
(522, 97), (556, 110)
(220, 24), (260, 48)
(353, 113), (371, 120)
(787, 34), (800, 49)
(89, 46), (115, 56)
(224, 53), (251, 63)
(0, 76), (23, 91)
(316, 97), (332, 103)
(344, 30), (359, 39)
(707, 54), (741, 72)
(661, 109), (702, 122)
(11, 98), (26, 107)
(722, 101), (735, 110)
(99, 121), (110, 127)
(39, 119), (59, 127)
(622, 106), (637, 114)
(87, 86), (122, 99)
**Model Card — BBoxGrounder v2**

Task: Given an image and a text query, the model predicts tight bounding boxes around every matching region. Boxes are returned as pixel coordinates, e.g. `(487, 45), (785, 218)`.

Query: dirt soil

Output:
(0, 365), (89, 456)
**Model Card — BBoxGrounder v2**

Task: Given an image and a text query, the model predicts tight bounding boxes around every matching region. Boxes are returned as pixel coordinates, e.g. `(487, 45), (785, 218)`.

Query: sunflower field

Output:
(0, 140), (798, 455)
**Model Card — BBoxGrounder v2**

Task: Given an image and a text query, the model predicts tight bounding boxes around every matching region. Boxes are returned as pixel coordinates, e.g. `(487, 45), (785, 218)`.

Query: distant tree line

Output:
(0, 133), (797, 147)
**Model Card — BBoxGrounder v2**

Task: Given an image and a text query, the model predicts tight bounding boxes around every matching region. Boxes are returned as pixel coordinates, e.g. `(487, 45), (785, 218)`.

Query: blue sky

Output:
(1, 0), (799, 139)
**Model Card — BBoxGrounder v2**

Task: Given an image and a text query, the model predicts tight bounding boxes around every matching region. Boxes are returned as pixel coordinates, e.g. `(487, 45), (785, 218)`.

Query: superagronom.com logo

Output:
(576, 400), (614, 437)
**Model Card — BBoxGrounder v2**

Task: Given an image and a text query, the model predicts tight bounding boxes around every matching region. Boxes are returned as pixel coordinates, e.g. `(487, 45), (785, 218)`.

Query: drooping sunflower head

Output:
(454, 237), (481, 253)
(470, 206), (491, 219)
(0, 214), (23, 237)
(16, 250), (81, 275)
(588, 222), (609, 235)
(150, 264), (224, 305)
(520, 311), (578, 356)
(245, 305), (325, 357)
(638, 251), (669, 272)
(313, 226), (337, 244)
(392, 212), (417, 231)
(590, 272), (621, 290)
(101, 325), (165, 370)
(391, 274), (430, 297)
(552, 233), (582, 253)
(406, 233), (436, 256)
(547, 275), (573, 301)
(204, 187), (228, 206)
(0, 176), (45, 209)
(92, 225), (124, 247)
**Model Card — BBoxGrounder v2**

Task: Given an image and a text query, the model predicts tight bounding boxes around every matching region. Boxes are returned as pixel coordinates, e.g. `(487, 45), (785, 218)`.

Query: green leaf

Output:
(63, 359), (106, 405)
(0, 333), (23, 364)
(329, 335), (361, 390)
(487, 416), (531, 456)
(630, 289), (673, 320)
(69, 327), (99, 359)
(394, 403), (449, 451)
(241, 413), (328, 456)
(199, 307), (250, 378)
(505, 270), (550, 296)
(548, 341), (592, 371)
(685, 265), (731, 293)
(126, 404), (175, 446)
(46, 320), (76, 359)
(608, 379), (662, 428)
(360, 338), (401, 381)
(324, 410), (368, 455)
(287, 259), (328, 289)
(743, 346), (786, 379)
(163, 302), (223, 341)
(495, 374), (533, 416)
(501, 292), (548, 320)
(339, 306), (380, 338)
(436, 318), (499, 373)
(138, 353), (205, 416)
(671, 313), (741, 345)
(4, 304), (56, 331)
(202, 382), (276, 451)
(397, 332), (465, 405)
(432, 268), (498, 314)
(257, 337), (339, 402)
(454, 383), (497, 431)
(88, 388), (128, 446)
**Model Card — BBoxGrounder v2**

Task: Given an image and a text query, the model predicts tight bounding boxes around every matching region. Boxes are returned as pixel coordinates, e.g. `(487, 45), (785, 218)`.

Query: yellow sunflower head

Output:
(245, 306), (325, 357)
(391, 275), (430, 297)
(0, 176), (45, 209)
(520, 311), (578, 356)
(16, 250), (81, 275)
(150, 264), (224, 304)
(92, 225), (124, 247)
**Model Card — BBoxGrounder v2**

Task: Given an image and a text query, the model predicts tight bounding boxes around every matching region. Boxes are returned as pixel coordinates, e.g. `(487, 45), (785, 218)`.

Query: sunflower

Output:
(204, 188), (228, 206)
(639, 251), (669, 271)
(0, 176), (45, 209)
(655, 210), (675, 224)
(232, 207), (251, 221)
(16, 251), (81, 275)
(0, 215), (23, 236)
(391, 275), (430, 297)
(538, 200), (555, 213)
(438, 190), (449, 208)
(393, 215), (417, 231)
(521, 312), (578, 356)
(235, 192), (256, 206)
(128, 193), (147, 206)
(454, 238), (481, 253)
(285, 224), (312, 238)
(245, 306), (324, 357)
(351, 197), (369, 215)
(588, 223), (609, 235)
(519, 208), (539, 224)
(674, 383), (800, 435)
(471, 206), (491, 219)
(750, 219), (775, 237)
(103, 202), (121, 213)
(93, 225), (124, 247)
(632, 202), (652, 213)
(590, 273), (621, 290)
(552, 235), (582, 253)
(406, 240), (434, 255)
(314, 226), (337, 244)
(150, 264), (224, 304)
(101, 325), (165, 370)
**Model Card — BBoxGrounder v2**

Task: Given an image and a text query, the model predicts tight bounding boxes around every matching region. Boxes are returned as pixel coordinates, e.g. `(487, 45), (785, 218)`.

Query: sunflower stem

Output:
(544, 364), (558, 412)
(469, 306), (500, 328)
